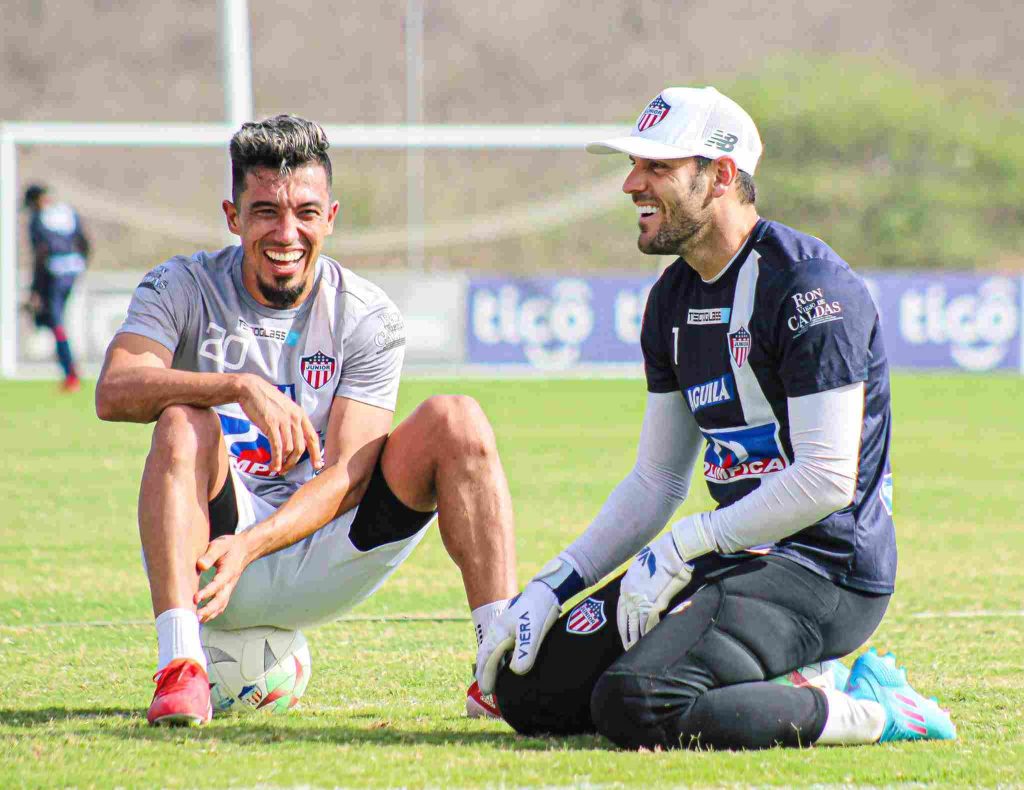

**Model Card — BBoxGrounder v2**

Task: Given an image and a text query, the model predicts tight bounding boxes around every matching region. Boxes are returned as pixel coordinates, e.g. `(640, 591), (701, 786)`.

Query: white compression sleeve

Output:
(692, 382), (865, 554)
(562, 392), (703, 586)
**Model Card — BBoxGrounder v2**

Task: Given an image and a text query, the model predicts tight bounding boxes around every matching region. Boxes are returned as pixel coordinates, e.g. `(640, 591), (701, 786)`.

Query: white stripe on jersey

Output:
(728, 250), (791, 464)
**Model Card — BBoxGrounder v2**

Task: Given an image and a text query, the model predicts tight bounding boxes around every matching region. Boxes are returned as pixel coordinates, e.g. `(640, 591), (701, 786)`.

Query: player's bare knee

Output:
(150, 405), (221, 462)
(425, 394), (496, 459)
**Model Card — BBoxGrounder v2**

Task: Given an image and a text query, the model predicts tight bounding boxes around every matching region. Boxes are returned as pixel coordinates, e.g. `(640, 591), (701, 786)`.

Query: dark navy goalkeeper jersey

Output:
(641, 218), (896, 593)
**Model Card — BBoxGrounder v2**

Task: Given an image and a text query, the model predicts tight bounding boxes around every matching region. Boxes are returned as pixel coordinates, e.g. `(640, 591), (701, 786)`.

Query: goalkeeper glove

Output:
(616, 513), (715, 650)
(475, 557), (584, 695)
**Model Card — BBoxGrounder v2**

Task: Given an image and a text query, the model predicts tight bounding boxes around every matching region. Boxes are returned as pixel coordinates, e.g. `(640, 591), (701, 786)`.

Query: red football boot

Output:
(147, 658), (212, 726)
(466, 680), (502, 719)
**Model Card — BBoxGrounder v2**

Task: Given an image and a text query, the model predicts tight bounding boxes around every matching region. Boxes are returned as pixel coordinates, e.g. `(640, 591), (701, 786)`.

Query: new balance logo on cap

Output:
(706, 130), (738, 152)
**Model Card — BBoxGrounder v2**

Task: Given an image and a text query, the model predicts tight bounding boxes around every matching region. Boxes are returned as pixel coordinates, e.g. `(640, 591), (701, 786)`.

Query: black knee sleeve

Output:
(590, 670), (692, 750)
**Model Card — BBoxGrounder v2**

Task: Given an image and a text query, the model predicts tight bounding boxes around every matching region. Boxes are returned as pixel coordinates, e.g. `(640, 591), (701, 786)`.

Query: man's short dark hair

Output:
(23, 184), (47, 208)
(229, 115), (333, 203)
(694, 156), (756, 205)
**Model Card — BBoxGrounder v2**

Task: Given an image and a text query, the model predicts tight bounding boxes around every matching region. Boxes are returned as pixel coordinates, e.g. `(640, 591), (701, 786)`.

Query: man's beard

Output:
(638, 178), (712, 255)
(256, 274), (306, 308)
(638, 208), (712, 255)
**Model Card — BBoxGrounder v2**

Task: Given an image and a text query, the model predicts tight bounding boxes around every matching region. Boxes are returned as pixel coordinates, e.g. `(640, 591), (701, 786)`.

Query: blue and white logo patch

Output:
(685, 373), (736, 413)
(701, 423), (788, 484)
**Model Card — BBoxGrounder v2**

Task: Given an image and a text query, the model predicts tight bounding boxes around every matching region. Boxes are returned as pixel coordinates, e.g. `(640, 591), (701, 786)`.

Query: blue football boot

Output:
(846, 648), (957, 742)
(830, 659), (851, 692)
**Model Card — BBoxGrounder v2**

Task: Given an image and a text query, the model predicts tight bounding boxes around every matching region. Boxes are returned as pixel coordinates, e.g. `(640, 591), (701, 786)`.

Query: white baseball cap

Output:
(586, 87), (763, 175)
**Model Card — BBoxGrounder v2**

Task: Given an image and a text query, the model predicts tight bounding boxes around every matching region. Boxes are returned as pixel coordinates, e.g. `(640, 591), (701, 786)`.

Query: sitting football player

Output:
(96, 115), (517, 725)
(476, 87), (955, 749)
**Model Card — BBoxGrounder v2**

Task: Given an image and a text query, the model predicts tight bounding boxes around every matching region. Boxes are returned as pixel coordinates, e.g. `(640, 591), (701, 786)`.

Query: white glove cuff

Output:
(670, 512), (716, 561)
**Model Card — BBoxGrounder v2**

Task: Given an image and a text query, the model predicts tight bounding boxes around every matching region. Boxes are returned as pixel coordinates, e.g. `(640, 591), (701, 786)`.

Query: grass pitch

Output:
(1, 373), (1022, 788)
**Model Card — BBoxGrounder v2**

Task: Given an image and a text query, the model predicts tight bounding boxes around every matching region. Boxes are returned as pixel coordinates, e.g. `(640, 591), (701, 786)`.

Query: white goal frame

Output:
(0, 121), (625, 378)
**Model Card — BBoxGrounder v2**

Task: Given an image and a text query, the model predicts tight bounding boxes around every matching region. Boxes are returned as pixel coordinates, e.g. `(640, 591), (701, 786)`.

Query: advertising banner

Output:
(468, 272), (1023, 373)
(467, 276), (653, 369)
(863, 274), (1020, 372)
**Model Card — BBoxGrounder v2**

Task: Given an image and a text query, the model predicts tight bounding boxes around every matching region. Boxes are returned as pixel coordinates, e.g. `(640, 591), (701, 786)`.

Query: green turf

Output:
(1, 374), (1022, 788)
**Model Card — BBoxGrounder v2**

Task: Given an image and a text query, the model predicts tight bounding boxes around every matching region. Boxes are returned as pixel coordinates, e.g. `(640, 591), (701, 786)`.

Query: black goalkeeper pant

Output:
(494, 554), (889, 750)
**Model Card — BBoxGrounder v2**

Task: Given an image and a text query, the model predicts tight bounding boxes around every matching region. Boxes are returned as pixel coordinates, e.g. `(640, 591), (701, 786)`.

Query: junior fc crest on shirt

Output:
(728, 325), (751, 367)
(300, 350), (336, 390)
(566, 597), (607, 635)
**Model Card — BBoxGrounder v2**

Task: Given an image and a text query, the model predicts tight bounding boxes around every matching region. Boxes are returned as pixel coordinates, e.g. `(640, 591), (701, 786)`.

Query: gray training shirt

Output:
(118, 245), (406, 507)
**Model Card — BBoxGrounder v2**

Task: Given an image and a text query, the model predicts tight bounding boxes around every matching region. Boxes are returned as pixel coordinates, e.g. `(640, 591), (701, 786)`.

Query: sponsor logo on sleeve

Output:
(786, 287), (844, 337)
(637, 95), (671, 132)
(139, 265), (169, 294)
(701, 423), (788, 484)
(685, 373), (736, 413)
(300, 350), (337, 390)
(687, 307), (732, 325)
(374, 310), (407, 354)
(727, 325), (751, 367)
(566, 597), (607, 635)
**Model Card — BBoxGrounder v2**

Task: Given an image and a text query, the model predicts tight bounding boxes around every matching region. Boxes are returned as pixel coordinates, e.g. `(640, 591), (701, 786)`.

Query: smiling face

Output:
(222, 163), (339, 309)
(623, 156), (713, 256)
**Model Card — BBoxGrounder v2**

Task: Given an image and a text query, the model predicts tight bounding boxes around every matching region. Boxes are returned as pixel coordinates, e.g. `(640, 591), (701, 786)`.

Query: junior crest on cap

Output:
(637, 94), (671, 132)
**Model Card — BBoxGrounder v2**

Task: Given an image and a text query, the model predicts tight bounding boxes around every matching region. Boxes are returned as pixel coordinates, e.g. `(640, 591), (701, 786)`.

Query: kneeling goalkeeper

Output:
(475, 86), (955, 750)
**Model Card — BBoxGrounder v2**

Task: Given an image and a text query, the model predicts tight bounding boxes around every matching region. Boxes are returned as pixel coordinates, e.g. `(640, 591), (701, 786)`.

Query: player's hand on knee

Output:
(237, 374), (323, 475)
(475, 558), (585, 695)
(194, 534), (254, 623)
(617, 534), (695, 650)
(475, 581), (557, 695)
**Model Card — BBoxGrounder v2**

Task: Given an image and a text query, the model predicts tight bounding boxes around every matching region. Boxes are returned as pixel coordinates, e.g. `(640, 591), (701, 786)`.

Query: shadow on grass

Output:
(0, 707), (607, 751)
(0, 707), (139, 725)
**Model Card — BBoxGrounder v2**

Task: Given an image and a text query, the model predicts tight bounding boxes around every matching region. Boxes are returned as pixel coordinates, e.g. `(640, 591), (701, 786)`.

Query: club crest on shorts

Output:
(566, 597), (606, 635)
(300, 350), (336, 390)
(637, 94), (671, 132)
(727, 325), (752, 368)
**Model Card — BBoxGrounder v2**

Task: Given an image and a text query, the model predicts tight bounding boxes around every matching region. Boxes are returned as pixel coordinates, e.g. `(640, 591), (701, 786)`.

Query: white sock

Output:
(471, 599), (510, 647)
(815, 687), (887, 745)
(155, 608), (206, 672)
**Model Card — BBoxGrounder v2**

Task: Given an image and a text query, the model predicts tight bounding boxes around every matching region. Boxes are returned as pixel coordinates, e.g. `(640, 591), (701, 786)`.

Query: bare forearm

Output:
(240, 463), (369, 561)
(96, 365), (247, 423)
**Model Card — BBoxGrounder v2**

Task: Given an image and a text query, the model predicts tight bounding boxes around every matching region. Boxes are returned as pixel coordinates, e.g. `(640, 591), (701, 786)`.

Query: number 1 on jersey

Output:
(672, 326), (679, 366)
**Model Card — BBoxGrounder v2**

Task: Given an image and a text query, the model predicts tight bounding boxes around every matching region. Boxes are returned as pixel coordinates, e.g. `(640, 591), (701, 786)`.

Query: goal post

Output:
(0, 120), (626, 378)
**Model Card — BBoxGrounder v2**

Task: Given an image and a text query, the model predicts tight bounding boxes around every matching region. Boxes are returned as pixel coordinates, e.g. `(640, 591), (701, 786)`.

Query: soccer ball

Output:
(770, 659), (850, 691)
(201, 626), (311, 715)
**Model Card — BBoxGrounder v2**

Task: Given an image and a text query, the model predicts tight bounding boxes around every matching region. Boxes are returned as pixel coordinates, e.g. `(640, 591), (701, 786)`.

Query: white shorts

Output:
(161, 464), (434, 630)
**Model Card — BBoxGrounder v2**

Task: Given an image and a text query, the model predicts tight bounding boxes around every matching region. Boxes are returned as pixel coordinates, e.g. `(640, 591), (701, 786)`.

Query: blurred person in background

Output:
(477, 87), (956, 751)
(23, 183), (90, 392)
